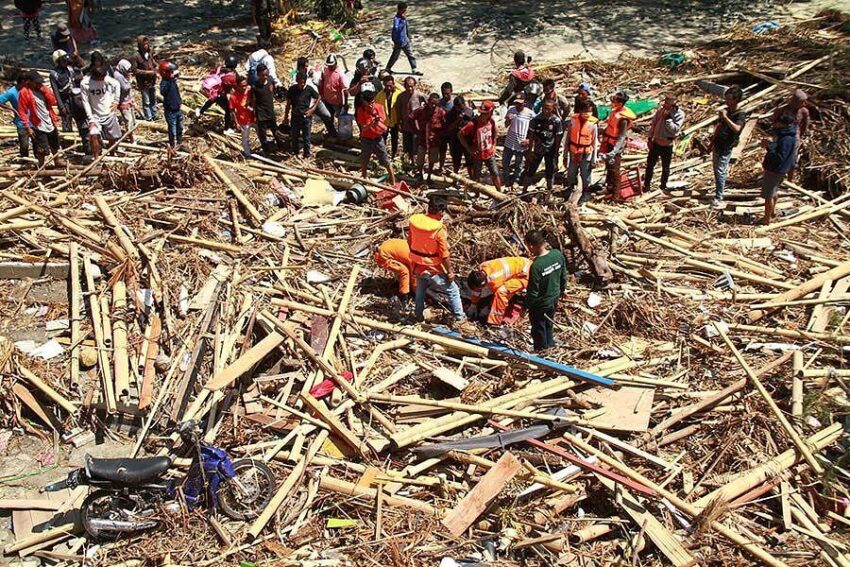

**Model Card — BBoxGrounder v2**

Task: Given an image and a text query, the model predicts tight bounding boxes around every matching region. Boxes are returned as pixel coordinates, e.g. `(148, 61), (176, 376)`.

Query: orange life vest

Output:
(408, 213), (447, 273)
(603, 105), (636, 144)
(568, 114), (598, 155)
(471, 256), (531, 304)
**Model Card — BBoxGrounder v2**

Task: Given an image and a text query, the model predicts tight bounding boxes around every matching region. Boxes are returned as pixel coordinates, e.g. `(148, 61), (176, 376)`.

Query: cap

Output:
(480, 100), (496, 113)
(56, 23), (71, 38)
(325, 53), (337, 66)
(793, 89), (808, 102)
(577, 82), (592, 94)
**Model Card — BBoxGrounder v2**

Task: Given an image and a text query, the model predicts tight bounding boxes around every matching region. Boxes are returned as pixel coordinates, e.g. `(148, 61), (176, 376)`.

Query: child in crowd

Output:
(229, 75), (255, 157)
(159, 60), (183, 152)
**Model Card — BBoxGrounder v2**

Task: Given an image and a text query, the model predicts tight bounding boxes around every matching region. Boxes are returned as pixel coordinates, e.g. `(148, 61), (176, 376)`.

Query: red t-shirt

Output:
(412, 106), (446, 149)
(229, 88), (254, 127)
(356, 102), (388, 139)
(460, 118), (497, 160)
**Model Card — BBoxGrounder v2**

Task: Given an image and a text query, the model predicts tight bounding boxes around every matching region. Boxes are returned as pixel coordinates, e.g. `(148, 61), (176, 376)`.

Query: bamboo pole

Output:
(318, 474), (437, 514)
(0, 220), (44, 232)
(84, 256), (116, 414)
(167, 234), (242, 254)
(112, 280), (130, 399)
(749, 260), (850, 322)
(94, 196), (140, 260)
(2, 522), (76, 554)
(715, 323), (823, 474)
(69, 242), (81, 388)
(16, 364), (78, 415)
(792, 351), (804, 417)
(756, 194), (850, 234)
(204, 155), (263, 226)
(728, 323), (850, 345)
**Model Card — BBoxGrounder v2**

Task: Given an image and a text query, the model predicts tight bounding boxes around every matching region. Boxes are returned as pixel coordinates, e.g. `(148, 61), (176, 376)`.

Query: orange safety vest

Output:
(603, 105), (636, 145)
(568, 114), (598, 155)
(408, 213), (447, 273)
(471, 257), (531, 304)
(375, 238), (411, 267)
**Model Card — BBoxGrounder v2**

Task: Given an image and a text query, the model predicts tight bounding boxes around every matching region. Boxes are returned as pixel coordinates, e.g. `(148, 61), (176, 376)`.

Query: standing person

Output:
(18, 72), (66, 168)
(0, 72), (30, 160)
(251, 0), (275, 47)
(522, 99), (563, 196)
(437, 82), (454, 171)
(375, 238), (414, 308)
(502, 93), (535, 190)
(131, 36), (158, 121)
(51, 24), (78, 57)
(283, 71), (320, 157)
(67, 0), (97, 44)
(411, 93), (445, 181)
(445, 95), (473, 174)
(195, 66), (236, 132)
(524, 229), (566, 352)
(375, 73), (402, 159)
(459, 100), (502, 191)
(158, 61), (183, 153)
(49, 50), (90, 155)
(466, 256), (531, 325)
(396, 76), (425, 166)
(540, 78), (570, 119)
(760, 111), (797, 225)
(318, 54), (348, 125)
(113, 60), (136, 142)
(773, 89), (810, 182)
(644, 94), (685, 192)
(293, 57), (336, 138)
(386, 2), (418, 74)
(81, 62), (121, 160)
(229, 75), (255, 157)
(408, 196), (467, 324)
(250, 64), (280, 153)
(498, 51), (534, 106)
(599, 90), (635, 197)
(708, 85), (746, 207)
(15, 0), (43, 40)
(563, 100), (598, 201)
(349, 49), (379, 109)
(574, 83), (598, 119)
(356, 83), (396, 184)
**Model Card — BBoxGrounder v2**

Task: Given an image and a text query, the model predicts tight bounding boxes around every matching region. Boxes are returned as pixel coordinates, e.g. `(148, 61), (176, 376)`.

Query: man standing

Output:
(466, 256), (530, 325)
(375, 73), (402, 158)
(131, 35), (158, 121)
(81, 62), (122, 160)
(356, 82), (396, 184)
(644, 94), (685, 192)
(773, 89), (810, 182)
(386, 2), (417, 74)
(408, 196), (466, 323)
(599, 90), (635, 198)
(412, 93), (445, 182)
(459, 100), (502, 191)
(502, 93), (535, 191)
(524, 230), (566, 352)
(563, 100), (598, 202)
(18, 72), (66, 168)
(113, 59), (136, 142)
(395, 76), (425, 166)
(251, 63), (280, 153)
(283, 71), (321, 158)
(318, 54), (348, 125)
(523, 99), (563, 196)
(1, 72), (30, 160)
(158, 61), (183, 153)
(760, 111), (797, 225)
(709, 85), (746, 207)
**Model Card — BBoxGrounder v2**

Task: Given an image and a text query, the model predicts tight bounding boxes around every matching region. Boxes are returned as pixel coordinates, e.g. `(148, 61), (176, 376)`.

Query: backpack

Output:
(200, 67), (223, 100)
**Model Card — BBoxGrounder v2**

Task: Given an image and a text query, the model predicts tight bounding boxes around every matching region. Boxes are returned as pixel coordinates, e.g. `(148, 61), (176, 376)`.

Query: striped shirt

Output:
(504, 106), (535, 151)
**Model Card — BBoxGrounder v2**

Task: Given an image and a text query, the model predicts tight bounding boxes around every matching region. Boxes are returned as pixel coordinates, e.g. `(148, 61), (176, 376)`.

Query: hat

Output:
(117, 59), (132, 73)
(480, 100), (496, 113)
(577, 82), (592, 94)
(325, 53), (337, 66)
(56, 23), (71, 38)
(361, 82), (376, 94)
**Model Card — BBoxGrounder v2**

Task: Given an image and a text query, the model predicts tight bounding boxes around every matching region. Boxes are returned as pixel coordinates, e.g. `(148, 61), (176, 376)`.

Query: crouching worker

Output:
(466, 256), (531, 325)
(409, 196), (467, 325)
(375, 238), (414, 308)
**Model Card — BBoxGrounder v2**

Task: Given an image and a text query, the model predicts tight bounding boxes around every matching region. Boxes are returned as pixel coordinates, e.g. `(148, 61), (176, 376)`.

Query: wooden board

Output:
(203, 331), (286, 391)
(579, 386), (655, 433)
(731, 119), (758, 161)
(441, 452), (522, 537)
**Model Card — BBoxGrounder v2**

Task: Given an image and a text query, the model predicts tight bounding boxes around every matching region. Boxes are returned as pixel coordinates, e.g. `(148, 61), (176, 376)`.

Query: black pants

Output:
(449, 136), (471, 173)
(644, 143), (673, 190)
(383, 126), (399, 158)
(256, 119), (279, 152)
(529, 305), (556, 352)
(291, 114), (311, 156)
(200, 94), (234, 130)
(524, 149), (557, 188)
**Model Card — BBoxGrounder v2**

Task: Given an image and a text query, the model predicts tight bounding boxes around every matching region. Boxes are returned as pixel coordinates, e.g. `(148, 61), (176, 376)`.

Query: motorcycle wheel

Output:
(218, 459), (275, 521)
(81, 490), (150, 540)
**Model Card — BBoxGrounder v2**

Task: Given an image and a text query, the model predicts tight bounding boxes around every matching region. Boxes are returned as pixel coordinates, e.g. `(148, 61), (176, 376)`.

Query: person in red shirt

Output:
(18, 72), (65, 167)
(459, 100), (502, 191)
(356, 83), (396, 185)
(411, 92), (445, 182)
(229, 75), (254, 157)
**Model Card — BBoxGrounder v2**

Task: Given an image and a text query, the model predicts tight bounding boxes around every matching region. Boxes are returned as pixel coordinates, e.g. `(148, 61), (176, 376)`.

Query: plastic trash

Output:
(337, 111), (354, 140)
(753, 21), (780, 34)
(660, 52), (685, 69)
(597, 99), (658, 121)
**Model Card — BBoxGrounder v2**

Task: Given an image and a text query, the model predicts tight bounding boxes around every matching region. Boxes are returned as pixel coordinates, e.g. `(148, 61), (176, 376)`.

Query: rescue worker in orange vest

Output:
(375, 238), (415, 307)
(466, 256), (531, 325)
(564, 99), (599, 202)
(409, 195), (466, 322)
(599, 89), (636, 197)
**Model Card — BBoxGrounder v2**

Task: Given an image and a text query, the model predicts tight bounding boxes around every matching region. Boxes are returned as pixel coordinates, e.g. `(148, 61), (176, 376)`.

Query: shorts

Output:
(89, 114), (122, 141)
(33, 128), (60, 157)
(361, 136), (391, 167)
(472, 154), (499, 179)
(761, 170), (785, 200)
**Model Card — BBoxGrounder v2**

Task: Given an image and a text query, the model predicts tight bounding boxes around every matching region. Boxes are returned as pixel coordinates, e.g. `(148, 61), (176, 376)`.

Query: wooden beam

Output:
(300, 393), (363, 455)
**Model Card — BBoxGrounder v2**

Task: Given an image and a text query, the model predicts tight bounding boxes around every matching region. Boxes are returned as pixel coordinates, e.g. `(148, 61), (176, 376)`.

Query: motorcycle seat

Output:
(86, 455), (171, 484)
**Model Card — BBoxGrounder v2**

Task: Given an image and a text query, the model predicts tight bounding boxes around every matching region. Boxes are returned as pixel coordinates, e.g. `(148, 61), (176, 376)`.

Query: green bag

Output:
(597, 99), (658, 121)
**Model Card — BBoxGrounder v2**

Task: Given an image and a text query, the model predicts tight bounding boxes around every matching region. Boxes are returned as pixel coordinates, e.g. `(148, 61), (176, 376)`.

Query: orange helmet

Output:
(158, 60), (177, 77)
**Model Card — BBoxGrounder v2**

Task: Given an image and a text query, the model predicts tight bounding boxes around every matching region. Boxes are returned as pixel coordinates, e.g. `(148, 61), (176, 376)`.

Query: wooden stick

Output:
(368, 393), (581, 424)
(138, 314), (160, 410)
(84, 257), (115, 413)
(69, 242), (81, 388)
(2, 522), (76, 554)
(167, 234), (242, 254)
(112, 280), (130, 399)
(204, 155), (263, 226)
(94, 195), (140, 259)
(749, 260), (850, 322)
(203, 331), (285, 391)
(727, 323), (850, 344)
(792, 351), (804, 417)
(318, 474), (436, 514)
(16, 363), (77, 415)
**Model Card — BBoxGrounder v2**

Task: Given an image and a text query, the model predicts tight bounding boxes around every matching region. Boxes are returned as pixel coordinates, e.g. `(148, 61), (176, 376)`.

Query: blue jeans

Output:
(502, 146), (526, 186)
(141, 87), (158, 120)
(712, 148), (732, 200)
(164, 109), (183, 148)
(414, 273), (465, 320)
(566, 155), (593, 190)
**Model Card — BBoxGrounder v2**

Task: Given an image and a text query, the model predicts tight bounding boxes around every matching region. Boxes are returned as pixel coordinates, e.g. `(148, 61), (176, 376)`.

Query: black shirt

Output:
(573, 96), (599, 119)
(253, 80), (277, 122)
(529, 113), (564, 153)
(713, 108), (748, 154)
(287, 83), (318, 117)
(446, 106), (473, 135)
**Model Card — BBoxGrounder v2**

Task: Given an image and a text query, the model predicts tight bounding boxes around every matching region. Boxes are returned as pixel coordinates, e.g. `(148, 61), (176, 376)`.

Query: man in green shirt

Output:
(524, 230), (567, 351)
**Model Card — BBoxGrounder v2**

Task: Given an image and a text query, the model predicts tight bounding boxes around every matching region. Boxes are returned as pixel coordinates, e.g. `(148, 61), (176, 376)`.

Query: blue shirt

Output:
(0, 86), (23, 128)
(159, 78), (182, 112)
(392, 14), (409, 45)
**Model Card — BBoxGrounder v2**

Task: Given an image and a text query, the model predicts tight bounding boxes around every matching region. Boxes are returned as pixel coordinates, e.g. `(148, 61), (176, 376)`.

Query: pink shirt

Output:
(320, 67), (346, 106)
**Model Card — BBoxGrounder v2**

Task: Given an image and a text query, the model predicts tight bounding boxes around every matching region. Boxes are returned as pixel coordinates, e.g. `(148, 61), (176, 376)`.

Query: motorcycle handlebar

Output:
(40, 478), (70, 493)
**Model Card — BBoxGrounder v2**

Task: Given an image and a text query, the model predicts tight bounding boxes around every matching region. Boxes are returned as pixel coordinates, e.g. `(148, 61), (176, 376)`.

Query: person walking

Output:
(644, 94), (685, 192)
(524, 230), (566, 352)
(15, 0), (43, 40)
(773, 89), (810, 182)
(386, 2), (418, 74)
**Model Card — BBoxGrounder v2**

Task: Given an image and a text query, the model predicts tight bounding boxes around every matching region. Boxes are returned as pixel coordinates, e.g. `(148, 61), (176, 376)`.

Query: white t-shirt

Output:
(504, 106), (535, 151)
(81, 75), (120, 122)
(247, 49), (281, 87)
(31, 90), (56, 133)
